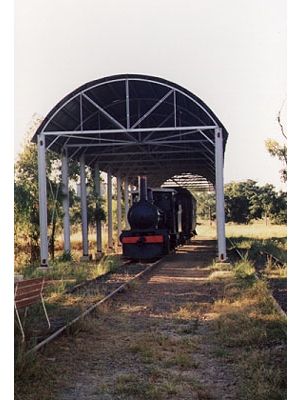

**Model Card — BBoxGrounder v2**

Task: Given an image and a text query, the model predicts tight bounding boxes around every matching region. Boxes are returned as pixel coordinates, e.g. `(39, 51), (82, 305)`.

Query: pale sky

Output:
(14, 0), (287, 190)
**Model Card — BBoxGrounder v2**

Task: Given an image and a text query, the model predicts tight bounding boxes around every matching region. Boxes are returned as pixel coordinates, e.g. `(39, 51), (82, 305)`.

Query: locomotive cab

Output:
(120, 176), (170, 260)
(119, 175), (197, 260)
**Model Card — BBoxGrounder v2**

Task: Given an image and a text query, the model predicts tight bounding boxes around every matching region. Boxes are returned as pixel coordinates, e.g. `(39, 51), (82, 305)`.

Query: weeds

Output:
(233, 258), (256, 279)
(211, 260), (287, 399)
(14, 225), (287, 399)
(14, 254), (123, 369)
(114, 374), (162, 399)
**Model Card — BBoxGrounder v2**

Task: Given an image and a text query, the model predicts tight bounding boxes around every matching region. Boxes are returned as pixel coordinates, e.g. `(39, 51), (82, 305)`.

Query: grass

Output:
(14, 229), (121, 274)
(18, 251), (121, 287)
(14, 258), (287, 400)
(119, 260), (286, 398)
(126, 331), (212, 398)
(14, 252), (123, 355)
(225, 220), (287, 239)
(211, 261), (287, 399)
(14, 222), (287, 399)
(198, 219), (286, 240)
(223, 221), (287, 293)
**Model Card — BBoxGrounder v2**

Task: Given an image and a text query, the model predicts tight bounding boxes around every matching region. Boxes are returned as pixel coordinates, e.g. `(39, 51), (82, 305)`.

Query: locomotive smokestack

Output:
(139, 174), (148, 202)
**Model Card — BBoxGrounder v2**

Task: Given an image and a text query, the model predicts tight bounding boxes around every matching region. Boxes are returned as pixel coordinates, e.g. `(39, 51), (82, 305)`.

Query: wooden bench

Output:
(14, 277), (51, 340)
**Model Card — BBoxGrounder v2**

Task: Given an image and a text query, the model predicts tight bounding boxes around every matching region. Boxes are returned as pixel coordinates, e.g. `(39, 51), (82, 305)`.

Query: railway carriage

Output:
(120, 175), (197, 260)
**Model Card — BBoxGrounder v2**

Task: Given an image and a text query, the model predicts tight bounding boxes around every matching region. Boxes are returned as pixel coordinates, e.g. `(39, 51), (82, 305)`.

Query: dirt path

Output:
(30, 238), (238, 399)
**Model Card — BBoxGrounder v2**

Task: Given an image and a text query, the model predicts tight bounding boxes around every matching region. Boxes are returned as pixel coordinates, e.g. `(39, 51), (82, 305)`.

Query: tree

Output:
(14, 120), (64, 262)
(257, 184), (277, 225)
(265, 139), (287, 183)
(224, 180), (286, 225)
(194, 191), (216, 223)
(224, 180), (260, 224)
(265, 102), (287, 182)
(15, 115), (44, 263)
(270, 190), (287, 225)
(14, 115), (106, 264)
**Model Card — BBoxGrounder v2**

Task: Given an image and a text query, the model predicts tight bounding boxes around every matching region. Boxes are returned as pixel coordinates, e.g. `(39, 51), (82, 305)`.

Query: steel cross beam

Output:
(34, 74), (229, 271)
(42, 125), (217, 137)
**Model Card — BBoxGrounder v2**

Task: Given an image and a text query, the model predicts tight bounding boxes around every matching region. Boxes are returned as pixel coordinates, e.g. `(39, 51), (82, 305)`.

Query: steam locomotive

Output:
(120, 175), (197, 260)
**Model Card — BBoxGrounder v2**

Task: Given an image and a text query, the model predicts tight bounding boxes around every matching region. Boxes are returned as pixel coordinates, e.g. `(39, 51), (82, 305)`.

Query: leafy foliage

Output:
(14, 116), (106, 266)
(224, 180), (286, 224)
(194, 191), (216, 221)
(195, 180), (286, 225)
(265, 139), (287, 183)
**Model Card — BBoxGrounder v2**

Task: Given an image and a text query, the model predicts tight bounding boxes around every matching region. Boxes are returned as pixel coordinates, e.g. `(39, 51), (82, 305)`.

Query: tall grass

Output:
(14, 228), (121, 274)
(211, 260), (287, 399)
(15, 233), (287, 400)
(225, 220), (287, 239)
(14, 253), (122, 345)
(198, 219), (287, 244)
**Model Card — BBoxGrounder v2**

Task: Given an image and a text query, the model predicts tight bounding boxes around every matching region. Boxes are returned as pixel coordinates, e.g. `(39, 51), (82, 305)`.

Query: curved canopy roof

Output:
(33, 74), (228, 190)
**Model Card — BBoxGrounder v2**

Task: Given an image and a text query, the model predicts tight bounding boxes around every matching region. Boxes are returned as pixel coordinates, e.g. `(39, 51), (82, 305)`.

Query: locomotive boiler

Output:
(120, 175), (197, 260)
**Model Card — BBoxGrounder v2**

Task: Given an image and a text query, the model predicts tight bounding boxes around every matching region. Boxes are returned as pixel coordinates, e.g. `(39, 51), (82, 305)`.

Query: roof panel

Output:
(32, 74), (228, 190)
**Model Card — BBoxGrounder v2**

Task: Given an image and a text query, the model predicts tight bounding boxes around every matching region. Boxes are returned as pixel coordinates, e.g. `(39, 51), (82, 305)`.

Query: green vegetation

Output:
(211, 261), (286, 399)
(14, 119), (287, 399)
(14, 253), (122, 349)
(14, 119), (287, 270)
(265, 138), (287, 183)
(14, 122), (106, 269)
(195, 180), (286, 225)
(15, 239), (286, 400)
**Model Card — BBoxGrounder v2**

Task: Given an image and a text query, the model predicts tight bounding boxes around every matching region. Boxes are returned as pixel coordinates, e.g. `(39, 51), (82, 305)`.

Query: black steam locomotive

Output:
(120, 175), (197, 260)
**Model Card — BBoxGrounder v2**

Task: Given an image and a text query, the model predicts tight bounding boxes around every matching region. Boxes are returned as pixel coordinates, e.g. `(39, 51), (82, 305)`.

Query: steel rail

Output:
(62, 260), (132, 295)
(26, 257), (165, 355)
(263, 250), (285, 267)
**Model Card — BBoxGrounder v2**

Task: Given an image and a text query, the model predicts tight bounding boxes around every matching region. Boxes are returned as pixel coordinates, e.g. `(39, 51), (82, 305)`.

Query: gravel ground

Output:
(31, 238), (239, 400)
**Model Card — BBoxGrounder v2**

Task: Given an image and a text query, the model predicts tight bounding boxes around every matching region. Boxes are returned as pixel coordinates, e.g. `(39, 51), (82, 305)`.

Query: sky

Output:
(14, 0), (287, 190)
(7, 2), (298, 390)
(6, 2), (298, 388)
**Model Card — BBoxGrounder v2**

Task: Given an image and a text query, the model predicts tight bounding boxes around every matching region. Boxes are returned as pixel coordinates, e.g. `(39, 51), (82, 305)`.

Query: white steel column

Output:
(94, 161), (102, 254)
(37, 133), (49, 266)
(124, 179), (130, 230)
(61, 149), (71, 253)
(107, 170), (113, 250)
(215, 127), (227, 261)
(117, 174), (122, 245)
(80, 154), (89, 257)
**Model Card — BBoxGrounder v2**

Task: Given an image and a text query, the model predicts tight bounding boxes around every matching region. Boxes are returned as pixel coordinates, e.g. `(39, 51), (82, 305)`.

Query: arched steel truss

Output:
(32, 74), (229, 265)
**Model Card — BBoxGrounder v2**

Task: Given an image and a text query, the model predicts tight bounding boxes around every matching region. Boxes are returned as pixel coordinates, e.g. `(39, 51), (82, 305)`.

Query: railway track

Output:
(227, 238), (287, 315)
(20, 238), (286, 355)
(16, 238), (286, 400)
(24, 257), (165, 354)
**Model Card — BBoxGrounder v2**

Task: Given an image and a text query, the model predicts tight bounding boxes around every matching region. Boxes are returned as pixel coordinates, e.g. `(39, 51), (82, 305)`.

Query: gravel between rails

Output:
(24, 238), (240, 400)
(27, 261), (160, 354)
(18, 260), (157, 353)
